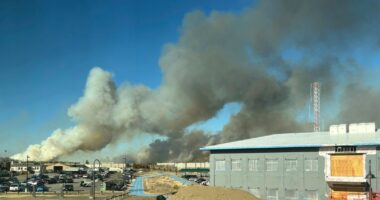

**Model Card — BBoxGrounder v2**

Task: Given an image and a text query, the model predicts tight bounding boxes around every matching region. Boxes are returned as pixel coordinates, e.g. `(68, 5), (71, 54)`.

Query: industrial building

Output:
(45, 162), (88, 173)
(201, 123), (380, 200)
(10, 161), (45, 173)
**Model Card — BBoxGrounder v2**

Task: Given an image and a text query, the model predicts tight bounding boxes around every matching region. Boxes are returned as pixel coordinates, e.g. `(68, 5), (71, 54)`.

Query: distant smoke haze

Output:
(12, 0), (380, 162)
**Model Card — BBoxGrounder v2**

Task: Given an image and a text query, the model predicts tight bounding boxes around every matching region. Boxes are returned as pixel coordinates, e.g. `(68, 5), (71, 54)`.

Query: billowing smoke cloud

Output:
(13, 0), (380, 162)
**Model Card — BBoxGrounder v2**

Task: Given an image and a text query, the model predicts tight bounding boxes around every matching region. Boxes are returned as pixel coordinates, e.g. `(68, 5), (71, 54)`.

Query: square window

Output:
(215, 160), (226, 171)
(231, 159), (242, 171)
(248, 159), (259, 171)
(305, 190), (318, 200)
(285, 159), (298, 172)
(267, 189), (279, 200)
(305, 159), (318, 172)
(266, 159), (278, 172)
(286, 190), (298, 200)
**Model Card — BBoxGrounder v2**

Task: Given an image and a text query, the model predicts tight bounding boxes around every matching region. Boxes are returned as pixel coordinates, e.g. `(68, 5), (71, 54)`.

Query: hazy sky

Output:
(0, 0), (253, 156)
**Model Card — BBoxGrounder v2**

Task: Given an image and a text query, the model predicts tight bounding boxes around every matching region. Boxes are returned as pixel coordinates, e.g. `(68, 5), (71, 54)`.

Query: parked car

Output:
(57, 177), (66, 183)
(8, 177), (19, 184)
(63, 184), (74, 191)
(201, 180), (209, 186)
(66, 178), (74, 183)
(80, 180), (92, 187)
(195, 178), (206, 184)
(36, 185), (48, 192)
(0, 183), (9, 192)
(181, 175), (197, 180)
(9, 183), (24, 192)
(47, 177), (57, 184)
(156, 195), (167, 200)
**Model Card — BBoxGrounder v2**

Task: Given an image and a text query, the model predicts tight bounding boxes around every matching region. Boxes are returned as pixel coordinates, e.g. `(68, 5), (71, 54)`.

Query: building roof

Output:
(179, 168), (209, 173)
(200, 131), (380, 151)
(11, 162), (42, 167)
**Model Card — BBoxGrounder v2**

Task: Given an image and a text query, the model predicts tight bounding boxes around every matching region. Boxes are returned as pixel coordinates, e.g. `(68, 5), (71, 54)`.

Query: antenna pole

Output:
(311, 82), (321, 132)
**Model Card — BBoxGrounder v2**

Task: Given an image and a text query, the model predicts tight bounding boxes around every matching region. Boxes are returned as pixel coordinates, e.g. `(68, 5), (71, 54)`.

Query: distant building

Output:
(201, 123), (380, 200)
(10, 161), (45, 173)
(156, 162), (209, 170)
(85, 162), (125, 172)
(45, 162), (88, 173)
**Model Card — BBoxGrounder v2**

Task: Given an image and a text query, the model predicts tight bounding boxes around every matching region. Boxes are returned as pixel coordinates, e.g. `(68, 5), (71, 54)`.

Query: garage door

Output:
(330, 154), (363, 177)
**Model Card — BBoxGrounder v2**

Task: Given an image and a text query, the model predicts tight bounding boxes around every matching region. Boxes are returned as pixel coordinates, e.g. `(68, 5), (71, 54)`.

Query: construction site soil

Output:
(170, 185), (259, 200)
(144, 175), (183, 194)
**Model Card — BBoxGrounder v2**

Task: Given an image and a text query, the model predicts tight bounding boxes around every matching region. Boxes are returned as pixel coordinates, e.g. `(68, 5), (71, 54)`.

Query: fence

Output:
(0, 190), (129, 199)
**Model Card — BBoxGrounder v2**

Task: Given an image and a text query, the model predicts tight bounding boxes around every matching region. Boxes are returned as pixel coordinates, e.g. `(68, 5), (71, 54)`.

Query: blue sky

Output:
(0, 0), (254, 156)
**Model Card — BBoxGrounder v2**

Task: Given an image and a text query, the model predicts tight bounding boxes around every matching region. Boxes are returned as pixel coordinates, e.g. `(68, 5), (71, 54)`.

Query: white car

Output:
(80, 180), (92, 187)
(9, 184), (24, 192)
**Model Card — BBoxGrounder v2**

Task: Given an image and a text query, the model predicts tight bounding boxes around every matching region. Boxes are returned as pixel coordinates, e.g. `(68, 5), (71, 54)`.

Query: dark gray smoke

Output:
(13, 0), (380, 162)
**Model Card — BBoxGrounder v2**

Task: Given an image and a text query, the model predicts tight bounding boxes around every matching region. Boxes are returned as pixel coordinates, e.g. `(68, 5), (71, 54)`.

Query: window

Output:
(249, 187), (261, 198)
(285, 190), (298, 200)
(305, 158), (318, 172)
(231, 159), (242, 171)
(267, 189), (279, 200)
(215, 160), (226, 171)
(285, 159), (298, 172)
(248, 159), (259, 171)
(305, 190), (318, 200)
(266, 159), (278, 172)
(335, 146), (356, 153)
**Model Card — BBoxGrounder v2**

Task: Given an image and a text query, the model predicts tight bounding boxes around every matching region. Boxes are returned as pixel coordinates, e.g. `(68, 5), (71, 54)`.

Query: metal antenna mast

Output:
(311, 82), (321, 132)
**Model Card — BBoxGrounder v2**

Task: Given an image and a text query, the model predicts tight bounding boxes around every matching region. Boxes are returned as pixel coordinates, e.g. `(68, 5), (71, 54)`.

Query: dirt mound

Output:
(169, 185), (260, 200)
(144, 176), (183, 194)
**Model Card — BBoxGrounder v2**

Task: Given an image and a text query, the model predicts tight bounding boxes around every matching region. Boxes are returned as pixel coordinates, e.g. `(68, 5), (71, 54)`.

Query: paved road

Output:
(129, 177), (156, 197)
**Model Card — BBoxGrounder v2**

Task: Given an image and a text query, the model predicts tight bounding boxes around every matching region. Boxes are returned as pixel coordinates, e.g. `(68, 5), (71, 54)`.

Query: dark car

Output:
(181, 175), (197, 180)
(0, 183), (9, 192)
(156, 195), (167, 200)
(36, 185), (48, 192)
(195, 178), (206, 183)
(63, 184), (74, 191)
(47, 177), (57, 184)
(57, 177), (66, 183)
(66, 178), (74, 183)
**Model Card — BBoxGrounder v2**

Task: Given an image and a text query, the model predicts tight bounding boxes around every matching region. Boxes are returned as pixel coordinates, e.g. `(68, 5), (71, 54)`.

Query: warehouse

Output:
(201, 123), (380, 200)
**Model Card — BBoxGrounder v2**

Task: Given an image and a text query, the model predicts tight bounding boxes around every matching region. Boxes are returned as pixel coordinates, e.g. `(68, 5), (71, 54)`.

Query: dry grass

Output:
(143, 176), (183, 195)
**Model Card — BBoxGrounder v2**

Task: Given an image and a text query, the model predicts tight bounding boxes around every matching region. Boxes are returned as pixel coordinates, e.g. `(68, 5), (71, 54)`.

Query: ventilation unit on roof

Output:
(329, 124), (347, 134)
(348, 122), (376, 133)
(329, 122), (376, 134)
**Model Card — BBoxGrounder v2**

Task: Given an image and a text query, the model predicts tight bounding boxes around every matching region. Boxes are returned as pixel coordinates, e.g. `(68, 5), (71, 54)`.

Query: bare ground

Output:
(143, 175), (183, 195)
(169, 185), (260, 200)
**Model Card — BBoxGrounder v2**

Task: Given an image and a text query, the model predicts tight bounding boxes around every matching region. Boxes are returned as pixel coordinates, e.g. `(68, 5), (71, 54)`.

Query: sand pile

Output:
(169, 185), (260, 200)
(144, 176), (183, 194)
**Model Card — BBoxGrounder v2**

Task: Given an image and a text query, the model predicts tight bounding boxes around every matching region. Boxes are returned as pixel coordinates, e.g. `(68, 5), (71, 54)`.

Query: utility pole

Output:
(366, 160), (375, 200)
(123, 154), (127, 169)
(26, 155), (29, 182)
(91, 159), (101, 199)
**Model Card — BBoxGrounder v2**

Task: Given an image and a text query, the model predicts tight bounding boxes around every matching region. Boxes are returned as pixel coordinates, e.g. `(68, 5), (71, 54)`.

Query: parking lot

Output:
(0, 171), (140, 199)
(12, 173), (104, 193)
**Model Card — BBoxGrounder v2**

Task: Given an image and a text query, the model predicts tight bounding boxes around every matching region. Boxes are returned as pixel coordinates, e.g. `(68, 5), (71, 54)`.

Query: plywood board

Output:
(330, 154), (363, 177)
(330, 191), (367, 200)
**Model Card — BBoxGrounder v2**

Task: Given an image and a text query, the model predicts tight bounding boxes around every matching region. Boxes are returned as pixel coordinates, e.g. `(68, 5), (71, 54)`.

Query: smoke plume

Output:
(13, 0), (380, 162)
